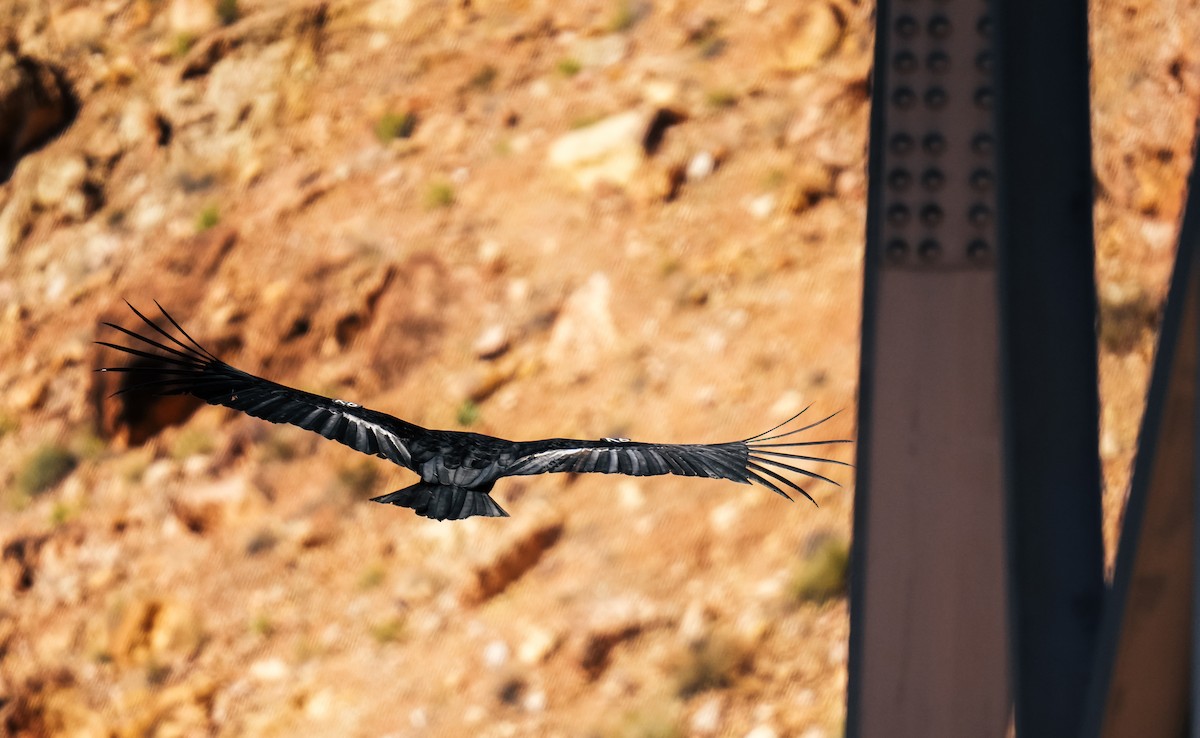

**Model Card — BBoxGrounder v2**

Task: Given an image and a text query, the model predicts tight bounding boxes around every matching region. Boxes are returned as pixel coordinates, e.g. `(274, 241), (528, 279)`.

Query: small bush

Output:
(74, 432), (107, 462)
(17, 444), (78, 497)
(469, 65), (498, 91)
(556, 58), (583, 77)
(336, 460), (379, 497)
(570, 113), (603, 130)
(705, 88), (737, 109)
(688, 19), (726, 59)
(49, 501), (76, 526)
(171, 32), (197, 59)
(358, 564), (386, 590)
(1099, 287), (1160, 355)
(456, 400), (480, 427)
(790, 534), (850, 603)
(370, 616), (405, 644)
(609, 0), (638, 32)
(601, 701), (681, 738)
(374, 111), (417, 143)
(425, 181), (455, 209)
(261, 430), (297, 462)
(0, 412), (17, 438)
(216, 0), (239, 26)
(171, 427), (215, 460)
(250, 614), (275, 637)
(670, 631), (750, 697)
(195, 204), (220, 232)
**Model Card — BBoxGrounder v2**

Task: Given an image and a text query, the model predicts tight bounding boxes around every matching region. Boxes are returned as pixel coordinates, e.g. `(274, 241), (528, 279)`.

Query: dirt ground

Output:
(0, 0), (1197, 736)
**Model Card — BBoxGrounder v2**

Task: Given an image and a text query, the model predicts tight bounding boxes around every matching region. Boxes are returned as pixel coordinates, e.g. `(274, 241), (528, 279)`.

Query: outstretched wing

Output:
(97, 301), (426, 470)
(501, 408), (851, 504)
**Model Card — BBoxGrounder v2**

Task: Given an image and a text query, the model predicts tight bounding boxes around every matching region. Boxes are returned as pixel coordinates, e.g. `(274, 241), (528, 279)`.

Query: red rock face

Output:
(0, 0), (1194, 734)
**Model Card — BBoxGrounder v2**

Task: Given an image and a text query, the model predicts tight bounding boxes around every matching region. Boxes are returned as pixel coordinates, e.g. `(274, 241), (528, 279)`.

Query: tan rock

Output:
(572, 34), (629, 69)
(362, 0), (416, 28)
(33, 154), (92, 220)
(782, 161), (835, 214)
(544, 273), (619, 379)
(168, 474), (265, 534)
(168, 0), (218, 35)
(548, 108), (683, 191)
(778, 3), (844, 72)
(108, 597), (204, 667)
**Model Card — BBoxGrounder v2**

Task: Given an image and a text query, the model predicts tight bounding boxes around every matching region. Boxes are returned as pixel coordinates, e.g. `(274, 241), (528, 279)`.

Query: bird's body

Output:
(98, 302), (850, 520)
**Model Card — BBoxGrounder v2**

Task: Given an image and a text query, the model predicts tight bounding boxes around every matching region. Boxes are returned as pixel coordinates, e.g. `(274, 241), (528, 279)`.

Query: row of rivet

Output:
(879, 7), (997, 268)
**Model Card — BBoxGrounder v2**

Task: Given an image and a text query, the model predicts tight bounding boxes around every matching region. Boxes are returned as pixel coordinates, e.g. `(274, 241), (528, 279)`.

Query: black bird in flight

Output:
(98, 302), (851, 521)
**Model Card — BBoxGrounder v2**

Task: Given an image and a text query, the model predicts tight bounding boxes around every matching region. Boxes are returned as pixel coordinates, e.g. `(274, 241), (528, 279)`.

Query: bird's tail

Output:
(371, 483), (509, 521)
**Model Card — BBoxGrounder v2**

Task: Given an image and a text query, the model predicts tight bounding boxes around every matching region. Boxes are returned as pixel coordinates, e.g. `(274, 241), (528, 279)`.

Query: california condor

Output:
(98, 302), (850, 520)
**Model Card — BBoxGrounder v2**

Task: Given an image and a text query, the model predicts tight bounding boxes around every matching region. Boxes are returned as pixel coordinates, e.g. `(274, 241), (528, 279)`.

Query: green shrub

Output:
(17, 444), (78, 496)
(171, 427), (215, 460)
(250, 614), (275, 637)
(370, 616), (405, 644)
(609, 0), (637, 32)
(670, 631), (750, 697)
(556, 58), (583, 77)
(1099, 286), (1160, 354)
(195, 204), (220, 232)
(336, 460), (379, 496)
(374, 111), (417, 143)
(570, 113), (603, 130)
(358, 563), (386, 590)
(705, 88), (737, 109)
(424, 181), (455, 209)
(601, 701), (681, 738)
(171, 32), (197, 59)
(790, 534), (850, 603)
(49, 501), (77, 526)
(469, 65), (498, 91)
(215, 0), (239, 25)
(456, 399), (480, 427)
(0, 412), (17, 438)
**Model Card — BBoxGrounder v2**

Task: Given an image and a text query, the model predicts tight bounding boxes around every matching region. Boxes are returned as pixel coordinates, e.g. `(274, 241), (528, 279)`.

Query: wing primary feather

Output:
(741, 465), (796, 501)
(702, 453), (755, 483)
(672, 451), (715, 480)
(750, 449), (854, 467)
(675, 446), (747, 481)
(746, 461), (813, 504)
(122, 301), (213, 362)
(750, 439), (854, 449)
(152, 300), (223, 362)
(753, 410), (841, 442)
(108, 376), (225, 396)
(743, 404), (813, 441)
(96, 366), (206, 376)
(750, 454), (841, 487)
(95, 339), (202, 367)
(747, 460), (814, 504)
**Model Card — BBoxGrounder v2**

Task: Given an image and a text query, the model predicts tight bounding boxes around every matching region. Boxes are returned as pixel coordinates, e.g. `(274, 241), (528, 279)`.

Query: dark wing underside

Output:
(502, 409), (851, 504)
(97, 301), (424, 470)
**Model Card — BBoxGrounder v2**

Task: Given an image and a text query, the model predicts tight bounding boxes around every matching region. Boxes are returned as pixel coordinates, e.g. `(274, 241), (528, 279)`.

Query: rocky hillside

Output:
(0, 0), (1197, 736)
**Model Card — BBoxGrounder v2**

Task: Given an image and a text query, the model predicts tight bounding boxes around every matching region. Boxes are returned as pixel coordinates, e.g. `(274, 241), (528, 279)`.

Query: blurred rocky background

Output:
(0, 0), (1196, 736)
